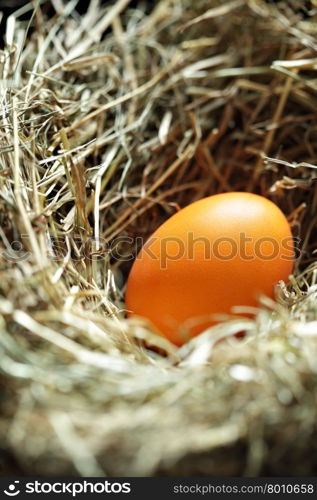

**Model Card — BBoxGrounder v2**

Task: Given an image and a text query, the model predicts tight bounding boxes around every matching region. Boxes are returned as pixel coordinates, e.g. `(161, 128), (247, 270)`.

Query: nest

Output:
(0, 0), (317, 477)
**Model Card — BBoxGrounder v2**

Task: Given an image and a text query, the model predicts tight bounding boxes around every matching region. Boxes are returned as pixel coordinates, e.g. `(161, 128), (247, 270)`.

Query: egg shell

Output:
(126, 192), (294, 345)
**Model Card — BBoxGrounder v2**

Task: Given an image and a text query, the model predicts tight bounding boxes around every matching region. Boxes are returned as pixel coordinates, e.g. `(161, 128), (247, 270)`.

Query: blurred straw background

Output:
(0, 0), (317, 476)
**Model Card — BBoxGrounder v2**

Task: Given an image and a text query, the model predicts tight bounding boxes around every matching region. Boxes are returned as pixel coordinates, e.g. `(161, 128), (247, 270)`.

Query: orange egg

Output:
(126, 192), (294, 346)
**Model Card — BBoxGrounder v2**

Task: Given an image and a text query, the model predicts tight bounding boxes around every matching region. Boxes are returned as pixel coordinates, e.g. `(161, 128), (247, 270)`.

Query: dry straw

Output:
(0, 0), (317, 476)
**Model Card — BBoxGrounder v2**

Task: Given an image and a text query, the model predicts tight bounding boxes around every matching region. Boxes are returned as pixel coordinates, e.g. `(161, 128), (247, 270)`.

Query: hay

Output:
(0, 0), (317, 477)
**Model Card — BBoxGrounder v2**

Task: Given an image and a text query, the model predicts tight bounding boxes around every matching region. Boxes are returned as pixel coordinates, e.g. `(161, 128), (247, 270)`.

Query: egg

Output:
(126, 192), (294, 345)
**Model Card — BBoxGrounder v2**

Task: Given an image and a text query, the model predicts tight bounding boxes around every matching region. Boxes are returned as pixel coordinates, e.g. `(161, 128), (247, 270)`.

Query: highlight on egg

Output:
(126, 192), (294, 346)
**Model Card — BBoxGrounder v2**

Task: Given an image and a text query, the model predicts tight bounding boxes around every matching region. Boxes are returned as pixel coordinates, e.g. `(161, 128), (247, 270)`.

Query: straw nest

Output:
(0, 0), (317, 477)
